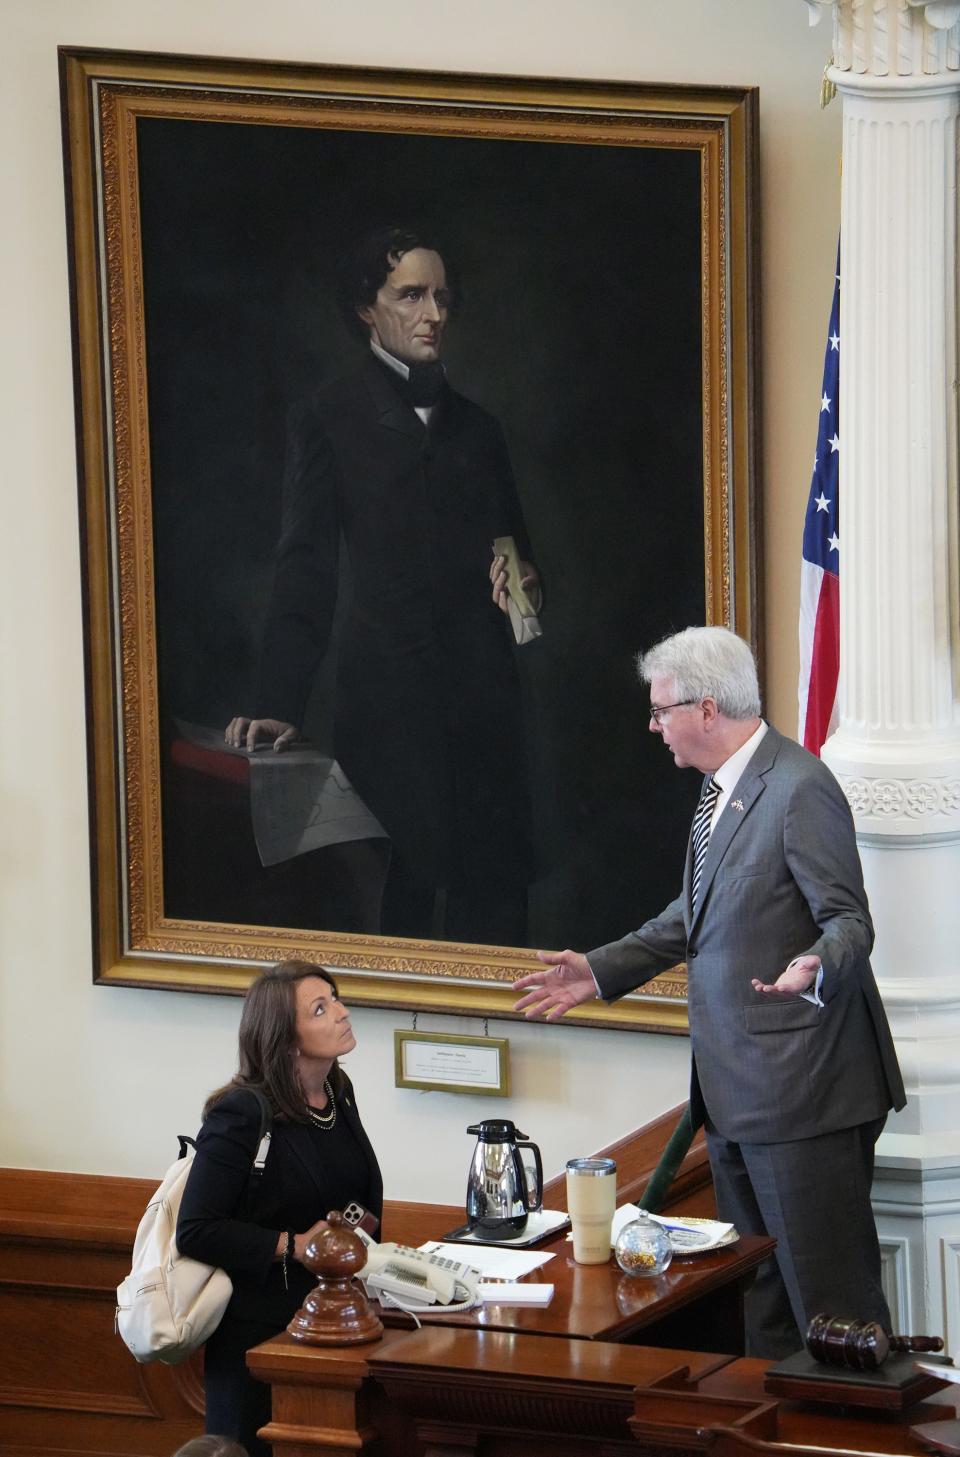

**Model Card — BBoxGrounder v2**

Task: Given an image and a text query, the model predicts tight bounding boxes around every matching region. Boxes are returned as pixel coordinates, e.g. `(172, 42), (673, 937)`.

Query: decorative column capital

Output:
(907, 1), (960, 32)
(832, 770), (960, 841)
(804, 0), (960, 79)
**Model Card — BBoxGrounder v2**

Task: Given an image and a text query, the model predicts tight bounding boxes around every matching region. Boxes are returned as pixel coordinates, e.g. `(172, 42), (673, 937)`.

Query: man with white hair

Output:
(515, 626), (904, 1359)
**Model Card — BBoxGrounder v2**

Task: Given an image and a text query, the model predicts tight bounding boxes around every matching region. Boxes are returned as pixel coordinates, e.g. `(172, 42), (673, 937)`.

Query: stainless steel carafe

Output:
(465, 1119), (544, 1236)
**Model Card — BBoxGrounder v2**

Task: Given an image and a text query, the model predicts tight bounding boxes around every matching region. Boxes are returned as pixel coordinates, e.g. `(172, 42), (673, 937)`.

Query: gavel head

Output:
(805, 1313), (891, 1370)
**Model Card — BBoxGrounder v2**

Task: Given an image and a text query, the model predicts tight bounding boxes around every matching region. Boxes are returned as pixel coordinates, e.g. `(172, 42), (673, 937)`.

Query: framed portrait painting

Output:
(60, 47), (760, 1029)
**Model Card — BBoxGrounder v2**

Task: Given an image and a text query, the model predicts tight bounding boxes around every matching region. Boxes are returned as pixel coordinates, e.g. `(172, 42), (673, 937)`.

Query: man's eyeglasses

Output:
(649, 700), (698, 725)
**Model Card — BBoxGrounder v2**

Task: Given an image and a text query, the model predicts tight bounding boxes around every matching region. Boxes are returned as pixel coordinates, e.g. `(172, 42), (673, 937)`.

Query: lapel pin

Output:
(732, 799), (744, 812)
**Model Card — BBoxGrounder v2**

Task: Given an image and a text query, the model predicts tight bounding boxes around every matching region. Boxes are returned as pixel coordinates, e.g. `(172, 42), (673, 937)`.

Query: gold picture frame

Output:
(61, 47), (759, 1030)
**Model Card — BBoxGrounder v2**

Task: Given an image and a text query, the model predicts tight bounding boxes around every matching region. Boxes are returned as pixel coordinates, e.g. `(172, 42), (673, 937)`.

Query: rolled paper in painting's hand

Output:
(493, 535), (542, 645)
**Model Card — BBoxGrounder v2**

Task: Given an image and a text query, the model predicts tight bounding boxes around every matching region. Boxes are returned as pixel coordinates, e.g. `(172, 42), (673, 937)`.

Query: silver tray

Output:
(441, 1209), (571, 1248)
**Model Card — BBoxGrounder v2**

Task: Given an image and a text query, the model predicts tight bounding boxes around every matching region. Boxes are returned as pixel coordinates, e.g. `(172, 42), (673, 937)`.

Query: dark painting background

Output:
(138, 115), (706, 952)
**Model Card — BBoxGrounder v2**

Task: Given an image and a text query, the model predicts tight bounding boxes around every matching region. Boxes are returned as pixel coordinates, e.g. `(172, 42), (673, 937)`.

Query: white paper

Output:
(419, 1241), (554, 1279)
(609, 1204), (641, 1245)
(506, 595), (543, 645)
(568, 1203), (734, 1249)
(479, 1281), (554, 1306)
(648, 1212), (734, 1241)
(915, 1360), (960, 1384)
(174, 719), (387, 865)
(250, 753), (387, 865)
(402, 1039), (501, 1089)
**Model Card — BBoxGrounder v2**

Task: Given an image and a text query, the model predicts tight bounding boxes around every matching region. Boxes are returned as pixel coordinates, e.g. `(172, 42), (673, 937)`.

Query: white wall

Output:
(0, 0), (841, 1204)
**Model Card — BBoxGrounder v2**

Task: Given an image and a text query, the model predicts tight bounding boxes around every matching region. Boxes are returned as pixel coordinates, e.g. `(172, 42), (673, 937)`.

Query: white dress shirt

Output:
(709, 719), (767, 830)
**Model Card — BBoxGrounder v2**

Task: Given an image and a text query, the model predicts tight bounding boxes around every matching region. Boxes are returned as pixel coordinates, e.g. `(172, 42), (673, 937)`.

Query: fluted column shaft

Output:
(821, 64), (960, 801)
(801, 0), (960, 1342)
(823, 73), (960, 832)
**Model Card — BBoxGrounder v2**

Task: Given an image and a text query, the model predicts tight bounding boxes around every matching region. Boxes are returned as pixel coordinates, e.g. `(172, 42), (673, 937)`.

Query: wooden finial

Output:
(287, 1211), (383, 1346)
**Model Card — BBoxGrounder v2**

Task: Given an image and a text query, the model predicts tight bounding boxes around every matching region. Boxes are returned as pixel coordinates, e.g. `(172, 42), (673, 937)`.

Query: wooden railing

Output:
(541, 1102), (712, 1213)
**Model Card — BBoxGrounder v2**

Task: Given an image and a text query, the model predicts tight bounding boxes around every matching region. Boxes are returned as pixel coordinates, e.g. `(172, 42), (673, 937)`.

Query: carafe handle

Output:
(516, 1140), (543, 1211)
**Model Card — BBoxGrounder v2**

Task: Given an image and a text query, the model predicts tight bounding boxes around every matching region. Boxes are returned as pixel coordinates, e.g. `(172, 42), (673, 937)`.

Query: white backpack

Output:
(116, 1091), (272, 1365)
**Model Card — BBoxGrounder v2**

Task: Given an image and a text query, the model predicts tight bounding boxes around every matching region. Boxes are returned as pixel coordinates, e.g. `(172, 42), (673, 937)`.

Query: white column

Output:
(804, 0), (960, 1342)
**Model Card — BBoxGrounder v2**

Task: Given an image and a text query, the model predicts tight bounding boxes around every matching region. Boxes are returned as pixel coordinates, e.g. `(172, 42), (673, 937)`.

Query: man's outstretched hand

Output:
(513, 950), (597, 1021)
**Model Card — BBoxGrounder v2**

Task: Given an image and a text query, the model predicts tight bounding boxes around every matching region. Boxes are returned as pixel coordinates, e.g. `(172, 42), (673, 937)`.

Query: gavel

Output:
(806, 1313), (945, 1371)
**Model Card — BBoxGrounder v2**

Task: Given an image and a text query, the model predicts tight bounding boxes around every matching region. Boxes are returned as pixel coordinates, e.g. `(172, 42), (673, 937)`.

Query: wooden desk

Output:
(249, 1329), (960, 1457)
(247, 1223), (775, 1456)
(248, 1329), (737, 1456)
(381, 1225), (773, 1351)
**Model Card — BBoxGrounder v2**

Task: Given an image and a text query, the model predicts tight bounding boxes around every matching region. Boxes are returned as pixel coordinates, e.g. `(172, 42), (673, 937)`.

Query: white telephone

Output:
(359, 1241), (480, 1312)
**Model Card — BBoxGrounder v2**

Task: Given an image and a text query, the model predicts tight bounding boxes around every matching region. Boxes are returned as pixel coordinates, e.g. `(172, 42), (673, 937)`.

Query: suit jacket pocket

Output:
(744, 999), (822, 1034)
(718, 861), (769, 881)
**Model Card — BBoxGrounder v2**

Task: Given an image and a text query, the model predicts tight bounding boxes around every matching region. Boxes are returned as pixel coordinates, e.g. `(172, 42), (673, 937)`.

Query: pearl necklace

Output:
(306, 1079), (336, 1131)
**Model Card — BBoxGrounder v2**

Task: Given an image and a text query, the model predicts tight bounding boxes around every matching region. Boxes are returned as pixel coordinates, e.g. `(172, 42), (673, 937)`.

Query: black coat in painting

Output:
(257, 354), (534, 892)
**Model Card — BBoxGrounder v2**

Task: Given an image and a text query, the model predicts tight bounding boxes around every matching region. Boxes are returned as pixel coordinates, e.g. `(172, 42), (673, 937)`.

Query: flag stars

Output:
(829, 331), (840, 352)
(828, 532), (840, 553)
(814, 492), (831, 513)
(829, 433), (840, 453)
(820, 392), (832, 413)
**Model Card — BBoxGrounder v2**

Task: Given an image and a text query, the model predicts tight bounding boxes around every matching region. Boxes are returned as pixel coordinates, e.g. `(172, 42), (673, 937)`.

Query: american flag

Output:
(798, 249), (841, 755)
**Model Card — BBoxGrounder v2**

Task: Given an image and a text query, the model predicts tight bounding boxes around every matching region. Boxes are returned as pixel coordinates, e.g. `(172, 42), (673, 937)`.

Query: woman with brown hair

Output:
(177, 961), (382, 1457)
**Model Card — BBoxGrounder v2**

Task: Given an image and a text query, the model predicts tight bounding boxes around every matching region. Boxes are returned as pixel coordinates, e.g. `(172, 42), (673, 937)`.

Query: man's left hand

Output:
(751, 955), (820, 997)
(490, 554), (541, 614)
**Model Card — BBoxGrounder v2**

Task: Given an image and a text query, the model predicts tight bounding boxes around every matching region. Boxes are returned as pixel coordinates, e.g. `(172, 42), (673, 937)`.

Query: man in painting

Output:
(226, 226), (539, 945)
(514, 626), (904, 1360)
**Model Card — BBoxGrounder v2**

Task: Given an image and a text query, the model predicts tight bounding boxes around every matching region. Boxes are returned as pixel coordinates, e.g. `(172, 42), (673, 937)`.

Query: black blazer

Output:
(177, 1082), (382, 1325)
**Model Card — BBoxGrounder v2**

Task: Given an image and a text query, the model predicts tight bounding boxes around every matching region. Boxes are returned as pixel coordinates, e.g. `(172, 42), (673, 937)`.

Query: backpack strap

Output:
(192, 1087), (274, 1175)
(246, 1087), (273, 1177)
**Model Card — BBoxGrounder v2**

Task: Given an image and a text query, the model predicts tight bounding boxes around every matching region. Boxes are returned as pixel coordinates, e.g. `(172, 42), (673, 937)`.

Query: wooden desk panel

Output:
(250, 1332), (960, 1457)
(250, 1329), (739, 1456)
(694, 1358), (960, 1456)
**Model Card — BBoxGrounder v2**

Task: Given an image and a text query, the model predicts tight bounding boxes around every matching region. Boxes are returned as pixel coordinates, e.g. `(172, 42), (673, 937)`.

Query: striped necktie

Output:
(690, 777), (720, 907)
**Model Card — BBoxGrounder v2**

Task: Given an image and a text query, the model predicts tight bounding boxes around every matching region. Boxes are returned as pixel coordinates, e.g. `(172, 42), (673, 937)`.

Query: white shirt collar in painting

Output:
(370, 340), (434, 425)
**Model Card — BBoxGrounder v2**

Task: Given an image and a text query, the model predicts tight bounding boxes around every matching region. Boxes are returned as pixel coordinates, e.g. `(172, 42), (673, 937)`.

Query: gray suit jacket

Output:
(589, 726), (905, 1143)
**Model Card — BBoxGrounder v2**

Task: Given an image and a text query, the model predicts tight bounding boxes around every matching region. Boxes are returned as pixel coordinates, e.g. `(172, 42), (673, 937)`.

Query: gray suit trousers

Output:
(706, 1116), (890, 1360)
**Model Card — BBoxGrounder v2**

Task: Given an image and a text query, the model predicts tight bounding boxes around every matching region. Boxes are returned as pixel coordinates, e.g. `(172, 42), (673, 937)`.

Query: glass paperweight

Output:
(614, 1211), (673, 1277)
